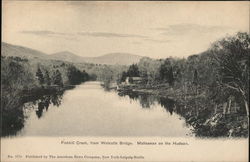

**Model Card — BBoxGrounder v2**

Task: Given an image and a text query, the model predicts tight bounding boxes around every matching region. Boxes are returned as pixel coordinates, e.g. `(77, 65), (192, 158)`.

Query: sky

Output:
(2, 1), (249, 59)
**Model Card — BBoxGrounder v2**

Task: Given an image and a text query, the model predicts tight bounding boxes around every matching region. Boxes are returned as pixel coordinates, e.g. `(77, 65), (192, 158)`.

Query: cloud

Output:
(21, 30), (54, 35)
(143, 38), (170, 43)
(20, 30), (71, 35)
(78, 32), (147, 38)
(20, 30), (149, 41)
(154, 24), (233, 36)
(20, 30), (78, 41)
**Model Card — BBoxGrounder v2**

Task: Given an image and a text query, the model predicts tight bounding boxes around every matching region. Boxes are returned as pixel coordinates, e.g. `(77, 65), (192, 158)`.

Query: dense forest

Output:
(117, 32), (249, 137)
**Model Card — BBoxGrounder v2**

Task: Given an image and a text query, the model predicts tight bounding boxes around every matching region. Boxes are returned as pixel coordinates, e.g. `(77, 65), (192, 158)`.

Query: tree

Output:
(193, 69), (198, 86)
(81, 70), (89, 82)
(44, 70), (51, 86)
(159, 59), (169, 81)
(168, 66), (174, 86)
(159, 59), (175, 86)
(101, 66), (114, 88)
(172, 58), (186, 83)
(36, 67), (44, 85)
(137, 57), (161, 84)
(53, 70), (63, 86)
(1, 56), (36, 136)
(120, 71), (127, 82)
(127, 64), (140, 77)
(192, 69), (199, 95)
(67, 66), (83, 85)
(211, 32), (249, 116)
(67, 65), (89, 85)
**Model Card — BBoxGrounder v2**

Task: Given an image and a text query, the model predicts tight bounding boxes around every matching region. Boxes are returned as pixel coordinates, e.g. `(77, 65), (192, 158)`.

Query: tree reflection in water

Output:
(158, 97), (175, 115)
(35, 92), (63, 118)
(1, 90), (64, 136)
(118, 91), (176, 113)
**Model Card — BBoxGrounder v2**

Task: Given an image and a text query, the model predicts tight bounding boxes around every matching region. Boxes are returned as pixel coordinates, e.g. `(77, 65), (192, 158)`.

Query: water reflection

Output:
(158, 97), (175, 115)
(118, 92), (153, 108)
(35, 92), (63, 118)
(118, 91), (177, 115)
(2, 90), (65, 136)
(118, 91), (237, 137)
(3, 82), (193, 137)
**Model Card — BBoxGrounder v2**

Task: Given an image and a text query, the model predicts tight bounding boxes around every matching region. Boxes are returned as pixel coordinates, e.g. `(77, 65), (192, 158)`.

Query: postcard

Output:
(1, 1), (249, 161)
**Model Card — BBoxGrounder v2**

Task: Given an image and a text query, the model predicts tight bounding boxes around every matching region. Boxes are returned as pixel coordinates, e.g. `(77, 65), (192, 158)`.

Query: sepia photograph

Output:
(1, 0), (249, 161)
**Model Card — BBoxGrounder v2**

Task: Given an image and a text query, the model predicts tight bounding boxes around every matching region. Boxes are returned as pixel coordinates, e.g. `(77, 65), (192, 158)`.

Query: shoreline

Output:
(21, 85), (76, 103)
(116, 84), (249, 138)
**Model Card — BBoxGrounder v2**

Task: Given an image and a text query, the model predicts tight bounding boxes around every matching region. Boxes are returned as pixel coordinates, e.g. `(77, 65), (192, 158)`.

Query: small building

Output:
(109, 82), (118, 89)
(125, 77), (142, 85)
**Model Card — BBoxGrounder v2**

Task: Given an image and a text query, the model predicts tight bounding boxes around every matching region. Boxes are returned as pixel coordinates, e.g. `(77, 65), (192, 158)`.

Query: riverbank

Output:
(117, 84), (249, 137)
(118, 84), (179, 98)
(1, 84), (76, 136)
(21, 85), (75, 103)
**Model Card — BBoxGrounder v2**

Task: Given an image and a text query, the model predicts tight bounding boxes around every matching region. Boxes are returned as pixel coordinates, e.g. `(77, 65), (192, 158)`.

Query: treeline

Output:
(118, 32), (249, 137)
(75, 63), (128, 83)
(36, 64), (89, 86)
(67, 66), (89, 85)
(74, 63), (128, 88)
(120, 32), (249, 115)
(1, 55), (91, 105)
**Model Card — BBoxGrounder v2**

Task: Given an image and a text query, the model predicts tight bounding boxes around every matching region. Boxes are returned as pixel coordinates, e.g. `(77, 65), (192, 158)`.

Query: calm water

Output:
(17, 81), (193, 137)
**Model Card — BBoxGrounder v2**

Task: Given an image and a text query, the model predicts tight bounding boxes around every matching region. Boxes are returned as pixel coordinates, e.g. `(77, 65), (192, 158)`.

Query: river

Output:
(11, 81), (193, 137)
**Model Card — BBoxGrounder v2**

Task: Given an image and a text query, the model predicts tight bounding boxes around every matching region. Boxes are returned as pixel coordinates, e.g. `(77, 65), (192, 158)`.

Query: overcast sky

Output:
(2, 1), (249, 58)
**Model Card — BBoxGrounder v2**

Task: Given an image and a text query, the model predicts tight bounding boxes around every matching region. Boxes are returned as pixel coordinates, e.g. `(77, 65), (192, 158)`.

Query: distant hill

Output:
(1, 42), (48, 59)
(82, 53), (143, 65)
(49, 52), (143, 65)
(49, 51), (85, 63)
(1, 42), (143, 65)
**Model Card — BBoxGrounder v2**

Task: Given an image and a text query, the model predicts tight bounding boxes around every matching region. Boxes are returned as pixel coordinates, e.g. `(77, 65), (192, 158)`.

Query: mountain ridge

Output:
(80, 52), (143, 65)
(1, 42), (48, 59)
(1, 42), (143, 65)
(49, 51), (85, 63)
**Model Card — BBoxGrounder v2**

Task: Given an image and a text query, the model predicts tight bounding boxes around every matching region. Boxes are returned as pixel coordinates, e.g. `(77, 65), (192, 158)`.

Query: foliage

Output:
(117, 32), (249, 119)
(53, 70), (63, 86)
(193, 69), (198, 85)
(36, 67), (45, 85)
(67, 65), (89, 85)
(127, 64), (140, 77)
(1, 56), (37, 135)
(120, 71), (128, 82)
(44, 70), (51, 86)
(210, 32), (249, 116)
(137, 57), (161, 83)
(99, 66), (114, 88)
